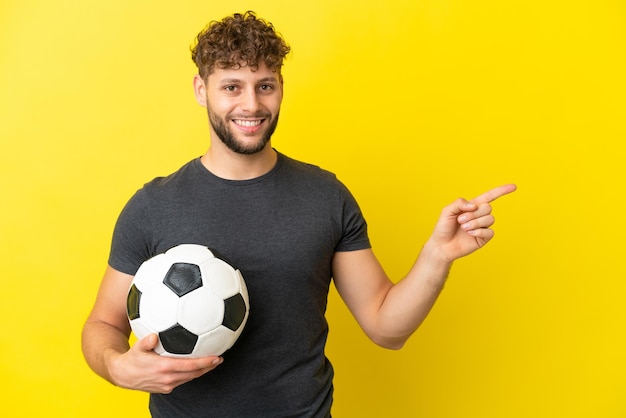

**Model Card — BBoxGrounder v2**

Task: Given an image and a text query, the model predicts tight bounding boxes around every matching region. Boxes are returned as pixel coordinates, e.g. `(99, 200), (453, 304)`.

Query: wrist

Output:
(411, 239), (454, 292)
(422, 238), (455, 267)
(103, 347), (126, 386)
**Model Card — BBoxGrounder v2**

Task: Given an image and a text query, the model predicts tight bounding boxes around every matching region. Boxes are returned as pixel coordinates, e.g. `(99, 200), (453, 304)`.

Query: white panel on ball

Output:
(177, 287), (225, 335)
(140, 284), (179, 330)
(166, 244), (214, 265)
(133, 253), (172, 291)
(195, 327), (238, 357)
(200, 259), (241, 298)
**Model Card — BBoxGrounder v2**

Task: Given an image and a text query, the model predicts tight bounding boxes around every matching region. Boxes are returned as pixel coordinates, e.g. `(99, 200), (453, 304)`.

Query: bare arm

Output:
(333, 184), (517, 349)
(81, 266), (223, 393)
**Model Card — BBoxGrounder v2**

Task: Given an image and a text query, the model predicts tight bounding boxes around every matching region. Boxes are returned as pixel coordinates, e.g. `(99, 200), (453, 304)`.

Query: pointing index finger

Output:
(470, 184), (517, 204)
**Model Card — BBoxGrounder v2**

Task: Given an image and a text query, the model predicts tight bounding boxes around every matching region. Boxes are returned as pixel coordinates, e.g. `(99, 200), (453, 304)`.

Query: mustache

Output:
(228, 112), (272, 119)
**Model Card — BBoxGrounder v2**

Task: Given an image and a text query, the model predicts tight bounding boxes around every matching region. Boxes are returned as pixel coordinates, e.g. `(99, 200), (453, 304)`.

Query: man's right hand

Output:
(107, 333), (223, 394)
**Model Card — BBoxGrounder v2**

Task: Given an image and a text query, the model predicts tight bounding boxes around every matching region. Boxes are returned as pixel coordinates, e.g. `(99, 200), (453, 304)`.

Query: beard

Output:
(207, 105), (279, 155)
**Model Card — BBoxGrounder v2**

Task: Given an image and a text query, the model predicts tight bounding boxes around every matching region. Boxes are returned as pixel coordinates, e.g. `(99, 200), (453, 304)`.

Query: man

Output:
(81, 11), (516, 417)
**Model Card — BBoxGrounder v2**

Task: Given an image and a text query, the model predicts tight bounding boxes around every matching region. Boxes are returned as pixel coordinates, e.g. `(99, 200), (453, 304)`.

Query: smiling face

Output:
(194, 62), (283, 155)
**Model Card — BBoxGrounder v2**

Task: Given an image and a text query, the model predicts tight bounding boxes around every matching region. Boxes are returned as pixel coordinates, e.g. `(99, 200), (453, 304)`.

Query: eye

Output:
(224, 85), (238, 92)
(259, 84), (274, 92)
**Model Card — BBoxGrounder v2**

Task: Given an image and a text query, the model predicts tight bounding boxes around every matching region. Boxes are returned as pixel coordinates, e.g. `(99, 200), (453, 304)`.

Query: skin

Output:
(192, 62), (284, 180)
(81, 61), (516, 394)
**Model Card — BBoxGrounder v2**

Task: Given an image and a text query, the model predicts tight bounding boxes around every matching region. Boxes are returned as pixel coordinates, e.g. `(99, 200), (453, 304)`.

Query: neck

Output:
(200, 144), (277, 181)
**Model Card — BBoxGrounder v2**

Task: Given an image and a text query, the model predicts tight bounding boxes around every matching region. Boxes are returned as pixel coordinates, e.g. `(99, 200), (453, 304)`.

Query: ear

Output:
(193, 74), (207, 107)
(277, 74), (285, 99)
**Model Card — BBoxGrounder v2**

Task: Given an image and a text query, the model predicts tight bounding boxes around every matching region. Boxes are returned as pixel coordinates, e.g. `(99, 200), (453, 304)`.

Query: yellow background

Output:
(1, 0), (624, 416)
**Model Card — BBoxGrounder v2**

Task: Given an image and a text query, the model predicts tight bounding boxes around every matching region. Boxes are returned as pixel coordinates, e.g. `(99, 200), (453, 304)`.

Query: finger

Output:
(169, 356), (223, 373)
(461, 214), (495, 232)
(470, 184), (517, 205)
(458, 202), (492, 223)
(466, 226), (496, 241)
(443, 198), (475, 217)
(136, 333), (159, 351)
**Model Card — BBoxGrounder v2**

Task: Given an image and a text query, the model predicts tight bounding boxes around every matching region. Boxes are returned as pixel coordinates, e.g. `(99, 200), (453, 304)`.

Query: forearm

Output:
(374, 239), (453, 349)
(81, 318), (131, 385)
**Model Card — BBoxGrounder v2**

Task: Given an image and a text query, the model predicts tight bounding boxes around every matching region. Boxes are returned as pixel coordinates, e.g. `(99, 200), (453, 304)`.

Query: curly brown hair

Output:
(191, 11), (291, 80)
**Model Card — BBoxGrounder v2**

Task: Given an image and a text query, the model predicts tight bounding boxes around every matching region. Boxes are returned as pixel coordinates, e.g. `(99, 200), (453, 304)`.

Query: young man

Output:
(81, 11), (516, 417)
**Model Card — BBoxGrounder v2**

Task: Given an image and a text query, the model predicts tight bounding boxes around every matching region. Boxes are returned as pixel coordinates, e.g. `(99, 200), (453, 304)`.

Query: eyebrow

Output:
(218, 77), (279, 84)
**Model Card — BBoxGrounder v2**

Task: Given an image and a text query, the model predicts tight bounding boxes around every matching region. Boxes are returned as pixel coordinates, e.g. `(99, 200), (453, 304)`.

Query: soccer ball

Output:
(126, 244), (249, 358)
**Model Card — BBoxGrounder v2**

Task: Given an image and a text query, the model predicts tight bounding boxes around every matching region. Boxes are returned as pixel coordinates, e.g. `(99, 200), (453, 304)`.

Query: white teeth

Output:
(234, 120), (262, 127)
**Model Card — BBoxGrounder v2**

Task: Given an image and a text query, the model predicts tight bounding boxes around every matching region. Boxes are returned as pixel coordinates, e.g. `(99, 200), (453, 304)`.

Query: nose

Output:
(240, 89), (261, 113)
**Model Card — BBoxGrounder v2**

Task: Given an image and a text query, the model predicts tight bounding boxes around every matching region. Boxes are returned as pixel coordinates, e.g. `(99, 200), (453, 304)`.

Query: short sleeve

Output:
(334, 182), (371, 252)
(108, 190), (153, 275)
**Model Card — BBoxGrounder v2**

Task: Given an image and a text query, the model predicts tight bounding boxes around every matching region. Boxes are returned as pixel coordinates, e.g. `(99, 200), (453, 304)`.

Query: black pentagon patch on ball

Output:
(127, 284), (142, 320)
(223, 293), (247, 331)
(159, 324), (198, 355)
(163, 262), (203, 297)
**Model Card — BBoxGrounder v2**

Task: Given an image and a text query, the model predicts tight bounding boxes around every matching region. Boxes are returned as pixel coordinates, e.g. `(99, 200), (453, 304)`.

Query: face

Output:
(195, 62), (283, 155)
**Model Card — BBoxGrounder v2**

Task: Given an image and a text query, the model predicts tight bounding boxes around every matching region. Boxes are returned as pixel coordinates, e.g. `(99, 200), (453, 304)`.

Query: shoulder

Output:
(116, 159), (202, 217)
(144, 158), (202, 189)
(134, 158), (204, 199)
(276, 152), (357, 199)
(277, 152), (341, 185)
